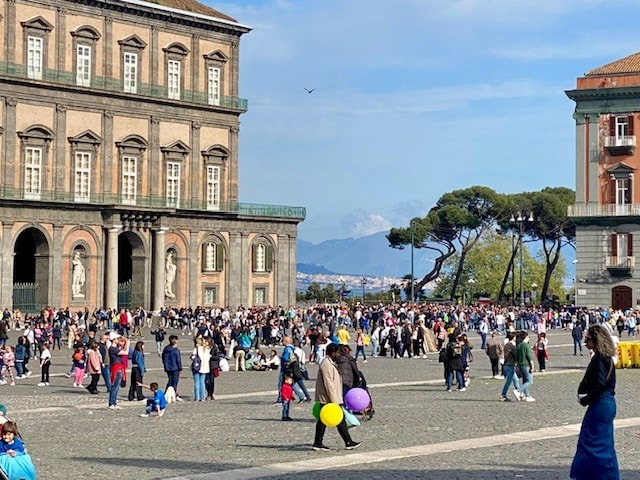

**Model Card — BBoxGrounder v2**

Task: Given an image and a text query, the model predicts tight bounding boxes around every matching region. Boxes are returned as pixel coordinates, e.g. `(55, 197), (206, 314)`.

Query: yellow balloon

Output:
(320, 403), (344, 428)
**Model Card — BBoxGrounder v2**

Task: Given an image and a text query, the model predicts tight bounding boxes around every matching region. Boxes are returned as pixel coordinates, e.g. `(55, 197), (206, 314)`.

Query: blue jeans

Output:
(447, 369), (464, 390)
(109, 369), (123, 406)
(281, 400), (291, 419)
(520, 365), (533, 398)
(166, 370), (180, 396)
(101, 365), (112, 393)
(15, 362), (23, 377)
(480, 333), (487, 350)
(574, 338), (583, 354)
(294, 379), (311, 400)
(501, 364), (521, 397)
(355, 346), (366, 361)
(193, 372), (206, 401)
(371, 338), (379, 357)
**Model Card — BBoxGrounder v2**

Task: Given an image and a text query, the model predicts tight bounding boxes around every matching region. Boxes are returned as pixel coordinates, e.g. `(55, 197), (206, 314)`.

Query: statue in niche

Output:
(71, 251), (86, 298)
(165, 250), (177, 299)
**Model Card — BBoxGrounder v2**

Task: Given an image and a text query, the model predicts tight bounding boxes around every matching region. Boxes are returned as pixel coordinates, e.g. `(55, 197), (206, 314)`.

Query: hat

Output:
(108, 332), (121, 341)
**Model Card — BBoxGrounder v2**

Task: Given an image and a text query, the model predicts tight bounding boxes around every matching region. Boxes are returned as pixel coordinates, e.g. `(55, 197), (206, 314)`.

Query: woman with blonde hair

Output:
(570, 324), (619, 480)
(191, 336), (211, 401)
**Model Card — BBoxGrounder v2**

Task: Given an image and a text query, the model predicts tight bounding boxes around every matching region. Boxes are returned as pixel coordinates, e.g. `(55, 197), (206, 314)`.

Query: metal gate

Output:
(118, 280), (132, 309)
(13, 283), (38, 314)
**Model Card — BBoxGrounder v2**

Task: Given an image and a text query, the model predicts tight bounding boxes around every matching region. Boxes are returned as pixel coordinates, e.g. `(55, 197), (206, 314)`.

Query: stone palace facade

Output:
(0, 0), (304, 312)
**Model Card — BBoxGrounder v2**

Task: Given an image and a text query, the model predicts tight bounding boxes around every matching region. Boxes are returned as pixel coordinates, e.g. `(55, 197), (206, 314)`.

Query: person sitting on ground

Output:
(265, 350), (280, 370)
(137, 382), (167, 418)
(251, 350), (268, 371)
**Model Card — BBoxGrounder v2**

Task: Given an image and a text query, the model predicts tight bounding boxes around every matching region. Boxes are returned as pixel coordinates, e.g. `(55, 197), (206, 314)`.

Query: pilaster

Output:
(188, 231), (198, 307)
(230, 39), (239, 97)
(56, 7), (66, 71)
(103, 110), (114, 195)
(0, 221), (13, 308)
(190, 121), (201, 204)
(103, 17), (113, 77)
(5, 0), (16, 63)
(276, 234), (289, 306)
(229, 126), (239, 203)
(191, 34), (199, 92)
(152, 228), (166, 312)
(228, 230), (242, 306)
(4, 98), (17, 189)
(150, 25), (158, 87)
(54, 104), (67, 190)
(149, 116), (160, 197)
(51, 225), (63, 306)
(105, 226), (120, 309)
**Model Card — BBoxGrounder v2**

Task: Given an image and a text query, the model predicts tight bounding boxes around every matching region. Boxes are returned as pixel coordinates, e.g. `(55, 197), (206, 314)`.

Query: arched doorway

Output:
(13, 228), (50, 313)
(612, 285), (632, 311)
(117, 232), (146, 309)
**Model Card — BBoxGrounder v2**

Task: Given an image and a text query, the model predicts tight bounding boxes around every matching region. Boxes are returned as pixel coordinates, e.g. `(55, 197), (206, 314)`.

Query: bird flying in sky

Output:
(304, 87), (316, 94)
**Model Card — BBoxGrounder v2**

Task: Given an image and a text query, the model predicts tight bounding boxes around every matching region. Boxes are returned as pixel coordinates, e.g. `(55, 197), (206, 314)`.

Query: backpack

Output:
(190, 354), (202, 374)
(438, 348), (447, 363)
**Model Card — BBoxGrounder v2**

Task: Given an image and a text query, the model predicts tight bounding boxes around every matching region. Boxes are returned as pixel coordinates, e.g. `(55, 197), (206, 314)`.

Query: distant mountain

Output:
(297, 263), (338, 275)
(297, 231), (432, 278)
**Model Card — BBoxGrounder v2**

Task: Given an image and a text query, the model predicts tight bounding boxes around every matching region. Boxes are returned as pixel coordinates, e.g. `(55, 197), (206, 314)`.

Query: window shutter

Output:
(629, 116), (635, 136)
(201, 243), (207, 271)
(610, 180), (616, 204)
(215, 243), (224, 272)
(611, 234), (618, 257)
(628, 234), (633, 256)
(628, 176), (633, 204)
(251, 244), (257, 272)
(609, 117), (616, 136)
(265, 245), (274, 272)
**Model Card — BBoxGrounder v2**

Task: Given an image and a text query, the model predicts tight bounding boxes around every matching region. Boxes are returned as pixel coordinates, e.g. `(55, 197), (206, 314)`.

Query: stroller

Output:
(355, 371), (375, 420)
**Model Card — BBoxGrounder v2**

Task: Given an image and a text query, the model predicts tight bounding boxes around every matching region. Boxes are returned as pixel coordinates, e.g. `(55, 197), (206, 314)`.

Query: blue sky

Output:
(208, 0), (640, 244)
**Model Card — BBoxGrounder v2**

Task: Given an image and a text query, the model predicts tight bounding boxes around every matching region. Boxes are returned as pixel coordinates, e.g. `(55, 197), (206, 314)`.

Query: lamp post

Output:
(468, 278), (476, 305)
(510, 211), (534, 307)
(410, 220), (415, 303)
(361, 277), (367, 304)
(573, 259), (578, 307)
(531, 282), (538, 305)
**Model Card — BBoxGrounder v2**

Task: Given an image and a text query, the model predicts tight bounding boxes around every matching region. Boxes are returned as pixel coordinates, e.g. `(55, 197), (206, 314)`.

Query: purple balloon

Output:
(345, 387), (369, 411)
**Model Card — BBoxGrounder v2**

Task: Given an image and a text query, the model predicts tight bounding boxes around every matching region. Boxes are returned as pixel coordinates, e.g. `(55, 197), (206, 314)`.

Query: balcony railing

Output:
(0, 62), (248, 111)
(606, 256), (635, 269)
(604, 136), (636, 148)
(0, 187), (306, 220)
(568, 204), (640, 217)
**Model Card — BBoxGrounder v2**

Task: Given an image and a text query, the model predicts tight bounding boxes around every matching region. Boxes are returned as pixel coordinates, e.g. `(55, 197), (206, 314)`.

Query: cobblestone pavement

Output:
(1, 329), (639, 479)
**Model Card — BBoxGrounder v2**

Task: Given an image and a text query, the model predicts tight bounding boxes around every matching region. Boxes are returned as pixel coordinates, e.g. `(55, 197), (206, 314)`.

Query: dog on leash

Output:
(164, 386), (176, 404)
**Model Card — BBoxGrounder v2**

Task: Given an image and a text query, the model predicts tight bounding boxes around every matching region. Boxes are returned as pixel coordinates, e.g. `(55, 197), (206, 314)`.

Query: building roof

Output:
(145, 0), (237, 22)
(586, 51), (640, 76)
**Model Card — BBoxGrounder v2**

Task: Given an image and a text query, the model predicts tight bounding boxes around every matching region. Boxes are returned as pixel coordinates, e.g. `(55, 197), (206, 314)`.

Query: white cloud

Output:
(342, 211), (393, 238)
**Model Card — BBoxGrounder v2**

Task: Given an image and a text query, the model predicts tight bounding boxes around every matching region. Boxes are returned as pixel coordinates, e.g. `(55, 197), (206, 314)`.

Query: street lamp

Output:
(510, 211), (535, 307)
(573, 259), (578, 307)
(531, 282), (538, 305)
(361, 278), (367, 304)
(468, 278), (476, 305)
(410, 220), (415, 302)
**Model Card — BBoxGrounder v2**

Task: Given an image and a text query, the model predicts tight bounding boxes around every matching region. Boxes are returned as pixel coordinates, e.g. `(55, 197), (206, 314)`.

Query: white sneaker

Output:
(45, 382), (49, 386)
(73, 383), (78, 387)
(26, 371), (32, 377)
(37, 382), (45, 386)
(525, 396), (536, 402)
(140, 413), (149, 417)
(513, 389), (522, 401)
(176, 396), (184, 402)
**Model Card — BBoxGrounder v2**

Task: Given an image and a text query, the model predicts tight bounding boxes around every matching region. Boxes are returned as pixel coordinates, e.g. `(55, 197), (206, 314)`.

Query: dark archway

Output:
(13, 228), (49, 312)
(117, 232), (146, 309)
(612, 285), (632, 311)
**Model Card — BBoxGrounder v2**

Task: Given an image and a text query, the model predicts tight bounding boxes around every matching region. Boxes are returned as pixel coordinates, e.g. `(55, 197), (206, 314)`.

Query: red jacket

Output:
(281, 382), (295, 402)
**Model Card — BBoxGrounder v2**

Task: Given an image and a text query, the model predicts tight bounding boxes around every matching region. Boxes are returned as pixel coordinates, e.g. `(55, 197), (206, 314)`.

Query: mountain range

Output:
(297, 231), (431, 277)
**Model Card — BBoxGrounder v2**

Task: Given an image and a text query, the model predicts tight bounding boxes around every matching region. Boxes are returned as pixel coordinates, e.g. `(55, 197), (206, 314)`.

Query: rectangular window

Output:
(168, 60), (181, 100)
(76, 45), (91, 87)
(166, 162), (180, 207)
(207, 67), (220, 105)
(254, 287), (267, 305)
(27, 36), (43, 80)
(616, 178), (631, 206)
(206, 165), (220, 210)
(124, 52), (138, 93)
(24, 147), (42, 200)
(203, 286), (217, 306)
(122, 156), (137, 205)
(255, 244), (266, 272)
(74, 152), (91, 202)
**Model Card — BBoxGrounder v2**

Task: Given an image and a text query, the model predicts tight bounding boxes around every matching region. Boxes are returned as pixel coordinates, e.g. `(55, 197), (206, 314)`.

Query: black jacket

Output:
(336, 353), (360, 388)
(577, 351), (615, 406)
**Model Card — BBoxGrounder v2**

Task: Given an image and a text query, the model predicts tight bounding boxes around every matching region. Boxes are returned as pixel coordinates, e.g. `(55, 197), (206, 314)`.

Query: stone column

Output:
(3, 98), (17, 188)
(190, 121), (201, 206)
(51, 225), (63, 306)
(105, 226), (119, 309)
(230, 39), (239, 97)
(152, 228), (166, 313)
(149, 116), (160, 197)
(276, 234), (289, 307)
(0, 221), (14, 308)
(240, 230), (249, 307)
(188, 230), (198, 307)
(54, 105), (67, 190)
(102, 111), (114, 196)
(56, 7), (66, 71)
(190, 34), (199, 92)
(5, 0), (16, 63)
(228, 126), (239, 204)
(150, 26), (158, 88)
(103, 17), (113, 77)
(228, 230), (242, 307)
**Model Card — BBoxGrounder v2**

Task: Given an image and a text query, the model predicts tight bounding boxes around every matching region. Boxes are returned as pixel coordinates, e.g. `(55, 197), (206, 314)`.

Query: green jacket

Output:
(516, 341), (533, 367)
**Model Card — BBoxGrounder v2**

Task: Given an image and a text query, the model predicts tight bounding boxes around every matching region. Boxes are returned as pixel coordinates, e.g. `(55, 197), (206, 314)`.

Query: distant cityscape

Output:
(296, 272), (405, 294)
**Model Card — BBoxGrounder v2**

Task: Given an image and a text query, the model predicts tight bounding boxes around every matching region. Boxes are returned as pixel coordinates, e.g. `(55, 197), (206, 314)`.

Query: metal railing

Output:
(0, 186), (306, 220)
(0, 61), (248, 111)
(606, 256), (636, 268)
(604, 135), (636, 148)
(568, 203), (640, 217)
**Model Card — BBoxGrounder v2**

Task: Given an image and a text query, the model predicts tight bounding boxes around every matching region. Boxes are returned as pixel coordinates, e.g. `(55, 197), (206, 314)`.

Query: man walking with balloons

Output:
(312, 343), (363, 451)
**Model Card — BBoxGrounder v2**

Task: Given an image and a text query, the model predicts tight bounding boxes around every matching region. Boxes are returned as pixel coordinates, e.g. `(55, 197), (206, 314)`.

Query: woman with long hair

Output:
(128, 341), (146, 401)
(570, 324), (619, 480)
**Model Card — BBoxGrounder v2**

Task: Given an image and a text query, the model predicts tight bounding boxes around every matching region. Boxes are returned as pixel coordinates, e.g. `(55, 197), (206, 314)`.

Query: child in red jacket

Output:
(281, 375), (295, 421)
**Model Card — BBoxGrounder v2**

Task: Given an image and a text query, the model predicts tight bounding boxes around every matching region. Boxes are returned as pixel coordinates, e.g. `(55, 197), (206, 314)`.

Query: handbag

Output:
(342, 406), (360, 428)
